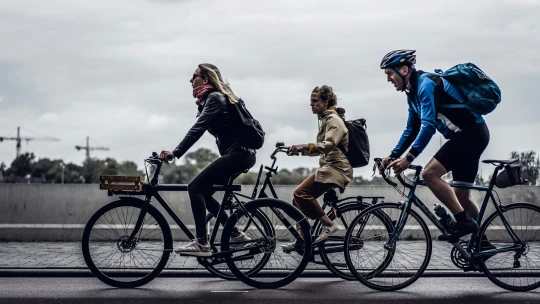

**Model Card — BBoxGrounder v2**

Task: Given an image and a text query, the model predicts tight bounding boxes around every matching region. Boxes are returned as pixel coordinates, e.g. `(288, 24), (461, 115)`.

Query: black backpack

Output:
(339, 118), (370, 168)
(232, 99), (265, 150)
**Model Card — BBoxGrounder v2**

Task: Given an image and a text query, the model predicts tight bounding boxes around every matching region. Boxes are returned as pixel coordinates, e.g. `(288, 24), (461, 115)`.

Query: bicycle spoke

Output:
(480, 204), (540, 291)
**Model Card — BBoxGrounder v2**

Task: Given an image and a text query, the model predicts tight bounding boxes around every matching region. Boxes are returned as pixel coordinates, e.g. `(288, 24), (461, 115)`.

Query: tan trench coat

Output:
(302, 107), (353, 191)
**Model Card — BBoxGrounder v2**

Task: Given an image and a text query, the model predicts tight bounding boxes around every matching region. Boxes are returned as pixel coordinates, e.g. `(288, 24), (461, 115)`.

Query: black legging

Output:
(188, 151), (256, 239)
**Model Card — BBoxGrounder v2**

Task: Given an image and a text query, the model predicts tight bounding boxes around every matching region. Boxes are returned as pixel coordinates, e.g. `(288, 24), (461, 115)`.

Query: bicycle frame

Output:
(110, 164), (271, 260)
(383, 162), (526, 259)
(241, 147), (386, 249)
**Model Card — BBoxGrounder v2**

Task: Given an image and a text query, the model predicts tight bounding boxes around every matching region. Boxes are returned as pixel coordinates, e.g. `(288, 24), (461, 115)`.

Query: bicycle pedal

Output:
(462, 266), (482, 273)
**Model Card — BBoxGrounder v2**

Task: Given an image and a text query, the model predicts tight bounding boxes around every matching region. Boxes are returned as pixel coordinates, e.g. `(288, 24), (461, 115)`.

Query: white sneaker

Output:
(230, 231), (251, 248)
(314, 223), (340, 244)
(279, 242), (297, 253)
(175, 239), (211, 257)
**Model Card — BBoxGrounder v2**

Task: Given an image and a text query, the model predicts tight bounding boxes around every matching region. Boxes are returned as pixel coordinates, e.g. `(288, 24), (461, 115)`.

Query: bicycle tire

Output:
(82, 198), (172, 288)
(317, 202), (392, 280)
(478, 203), (540, 291)
(222, 198), (312, 289)
(344, 202), (432, 291)
(198, 209), (273, 280)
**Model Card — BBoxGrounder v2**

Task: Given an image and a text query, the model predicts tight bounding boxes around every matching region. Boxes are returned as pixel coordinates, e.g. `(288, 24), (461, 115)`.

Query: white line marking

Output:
(0, 224), (196, 229)
(210, 291), (249, 293)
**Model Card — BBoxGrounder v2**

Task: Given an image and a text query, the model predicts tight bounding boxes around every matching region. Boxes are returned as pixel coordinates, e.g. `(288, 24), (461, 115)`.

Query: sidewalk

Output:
(0, 241), (467, 276)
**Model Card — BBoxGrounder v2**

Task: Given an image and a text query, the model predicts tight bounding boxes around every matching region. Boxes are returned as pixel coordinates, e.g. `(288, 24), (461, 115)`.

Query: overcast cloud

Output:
(1, 0), (539, 178)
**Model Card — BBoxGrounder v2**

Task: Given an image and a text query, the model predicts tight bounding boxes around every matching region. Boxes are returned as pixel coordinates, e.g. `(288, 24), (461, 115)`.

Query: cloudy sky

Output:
(1, 0), (539, 179)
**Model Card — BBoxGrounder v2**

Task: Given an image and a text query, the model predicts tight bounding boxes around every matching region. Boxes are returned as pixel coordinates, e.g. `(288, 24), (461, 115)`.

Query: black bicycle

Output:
(82, 152), (312, 289)
(245, 142), (388, 280)
(344, 157), (540, 291)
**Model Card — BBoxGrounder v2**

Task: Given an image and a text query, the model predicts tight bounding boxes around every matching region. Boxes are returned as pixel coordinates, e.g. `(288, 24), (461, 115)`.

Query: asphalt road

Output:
(0, 277), (539, 304)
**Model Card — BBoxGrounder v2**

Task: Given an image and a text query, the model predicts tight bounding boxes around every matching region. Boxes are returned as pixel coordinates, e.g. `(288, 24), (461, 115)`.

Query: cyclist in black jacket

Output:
(159, 63), (256, 256)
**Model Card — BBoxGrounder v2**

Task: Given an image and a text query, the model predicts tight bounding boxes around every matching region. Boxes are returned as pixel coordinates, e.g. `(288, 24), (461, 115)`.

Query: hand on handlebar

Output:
(377, 157), (392, 174)
(158, 150), (175, 163)
(373, 157), (398, 187)
(288, 144), (308, 156)
(387, 157), (412, 175)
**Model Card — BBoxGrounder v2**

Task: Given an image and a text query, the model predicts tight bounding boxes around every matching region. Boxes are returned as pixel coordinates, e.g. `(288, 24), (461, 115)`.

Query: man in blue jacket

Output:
(380, 50), (491, 244)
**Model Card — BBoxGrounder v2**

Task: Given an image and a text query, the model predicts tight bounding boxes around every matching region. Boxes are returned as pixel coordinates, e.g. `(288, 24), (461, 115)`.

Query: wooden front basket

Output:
(100, 175), (143, 191)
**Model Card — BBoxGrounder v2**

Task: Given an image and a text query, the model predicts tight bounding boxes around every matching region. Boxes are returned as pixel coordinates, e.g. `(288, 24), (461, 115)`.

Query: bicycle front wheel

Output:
(344, 202), (432, 291)
(82, 198), (172, 288)
(479, 203), (540, 291)
(221, 198), (312, 289)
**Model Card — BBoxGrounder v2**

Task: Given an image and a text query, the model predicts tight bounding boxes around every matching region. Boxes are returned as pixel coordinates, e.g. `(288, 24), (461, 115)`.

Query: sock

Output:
(454, 211), (469, 223)
(230, 227), (240, 237)
(196, 236), (208, 245)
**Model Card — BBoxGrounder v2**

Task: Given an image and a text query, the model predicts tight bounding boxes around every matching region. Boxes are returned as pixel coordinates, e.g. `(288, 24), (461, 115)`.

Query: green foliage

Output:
(161, 148), (220, 184)
(5, 152), (35, 177)
(4, 148), (537, 186)
(2, 153), (143, 183)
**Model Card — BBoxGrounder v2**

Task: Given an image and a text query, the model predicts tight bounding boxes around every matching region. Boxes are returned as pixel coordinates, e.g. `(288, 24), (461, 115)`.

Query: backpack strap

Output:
(422, 72), (466, 111)
(328, 113), (348, 155)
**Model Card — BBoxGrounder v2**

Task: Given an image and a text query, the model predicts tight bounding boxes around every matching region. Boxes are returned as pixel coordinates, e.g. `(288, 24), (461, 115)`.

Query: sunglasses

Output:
(191, 74), (203, 81)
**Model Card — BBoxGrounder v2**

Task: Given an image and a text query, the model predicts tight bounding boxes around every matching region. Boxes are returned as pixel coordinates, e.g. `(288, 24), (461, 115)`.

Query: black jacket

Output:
(173, 92), (255, 158)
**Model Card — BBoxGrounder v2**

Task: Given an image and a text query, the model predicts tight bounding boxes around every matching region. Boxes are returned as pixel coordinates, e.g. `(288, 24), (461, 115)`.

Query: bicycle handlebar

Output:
(373, 157), (423, 189)
(271, 142), (293, 159)
(373, 158), (398, 187)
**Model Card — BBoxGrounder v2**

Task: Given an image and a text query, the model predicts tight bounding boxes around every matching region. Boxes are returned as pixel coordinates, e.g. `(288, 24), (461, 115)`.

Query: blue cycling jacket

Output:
(390, 70), (484, 158)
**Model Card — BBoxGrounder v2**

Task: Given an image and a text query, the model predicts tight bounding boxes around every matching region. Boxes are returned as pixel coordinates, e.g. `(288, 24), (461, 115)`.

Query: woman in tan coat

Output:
(286, 85), (353, 246)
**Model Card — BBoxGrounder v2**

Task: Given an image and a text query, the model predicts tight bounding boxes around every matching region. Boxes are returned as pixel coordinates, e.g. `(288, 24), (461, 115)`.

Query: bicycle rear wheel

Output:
(479, 203), (540, 291)
(222, 198), (312, 289)
(316, 202), (372, 280)
(344, 203), (432, 291)
(82, 198), (172, 288)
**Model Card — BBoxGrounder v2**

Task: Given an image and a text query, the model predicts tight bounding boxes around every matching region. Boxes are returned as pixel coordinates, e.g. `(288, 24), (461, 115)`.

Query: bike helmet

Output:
(380, 49), (416, 69)
(380, 49), (416, 91)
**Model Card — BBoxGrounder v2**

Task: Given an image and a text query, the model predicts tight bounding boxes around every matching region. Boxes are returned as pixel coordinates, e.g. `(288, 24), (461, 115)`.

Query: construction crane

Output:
(75, 136), (110, 159)
(0, 127), (60, 158)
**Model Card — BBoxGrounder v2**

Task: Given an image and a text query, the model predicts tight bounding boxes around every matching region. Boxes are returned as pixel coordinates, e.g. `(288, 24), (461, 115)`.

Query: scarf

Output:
(193, 84), (216, 105)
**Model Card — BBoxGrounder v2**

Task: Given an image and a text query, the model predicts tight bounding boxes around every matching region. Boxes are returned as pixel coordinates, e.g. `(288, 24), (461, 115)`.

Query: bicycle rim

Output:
(82, 199), (172, 288)
(198, 210), (271, 280)
(479, 203), (540, 291)
(223, 198), (312, 289)
(345, 203), (432, 291)
(318, 203), (370, 280)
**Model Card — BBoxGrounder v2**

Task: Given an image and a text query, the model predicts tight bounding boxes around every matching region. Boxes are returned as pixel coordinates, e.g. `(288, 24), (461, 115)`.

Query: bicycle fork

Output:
(384, 200), (411, 251)
(123, 196), (152, 249)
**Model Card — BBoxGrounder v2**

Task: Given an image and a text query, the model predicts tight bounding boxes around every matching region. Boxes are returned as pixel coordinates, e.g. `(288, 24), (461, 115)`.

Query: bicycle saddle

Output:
(482, 159), (518, 166)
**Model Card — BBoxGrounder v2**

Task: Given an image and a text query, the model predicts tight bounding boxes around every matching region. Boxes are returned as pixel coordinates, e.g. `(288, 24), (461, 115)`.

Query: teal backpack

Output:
(434, 63), (501, 115)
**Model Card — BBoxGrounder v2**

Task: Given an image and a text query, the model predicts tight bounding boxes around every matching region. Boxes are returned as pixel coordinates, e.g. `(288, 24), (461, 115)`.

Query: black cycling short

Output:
(433, 121), (489, 183)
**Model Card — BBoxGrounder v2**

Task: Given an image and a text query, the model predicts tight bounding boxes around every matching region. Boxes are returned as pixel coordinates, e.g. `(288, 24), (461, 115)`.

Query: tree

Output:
(0, 162), (5, 182)
(82, 158), (107, 183)
(234, 171), (259, 184)
(118, 160), (142, 176)
(509, 151), (540, 185)
(475, 171), (488, 186)
(161, 148), (220, 184)
(162, 162), (200, 184)
(5, 152), (35, 177)
(62, 163), (84, 183)
(184, 148), (219, 168)
(352, 175), (388, 186)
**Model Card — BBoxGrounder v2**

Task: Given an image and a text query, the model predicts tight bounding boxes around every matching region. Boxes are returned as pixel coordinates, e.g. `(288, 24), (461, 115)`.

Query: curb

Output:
(0, 268), (485, 278)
